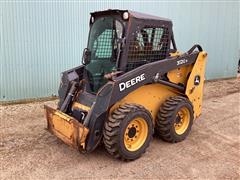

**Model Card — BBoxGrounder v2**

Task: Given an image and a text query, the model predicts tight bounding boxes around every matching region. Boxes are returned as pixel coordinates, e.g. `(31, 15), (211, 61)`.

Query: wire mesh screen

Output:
(92, 29), (115, 59)
(127, 27), (169, 71)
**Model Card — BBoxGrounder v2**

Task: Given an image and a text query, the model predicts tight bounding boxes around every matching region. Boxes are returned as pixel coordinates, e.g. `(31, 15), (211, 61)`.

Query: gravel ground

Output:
(0, 78), (239, 179)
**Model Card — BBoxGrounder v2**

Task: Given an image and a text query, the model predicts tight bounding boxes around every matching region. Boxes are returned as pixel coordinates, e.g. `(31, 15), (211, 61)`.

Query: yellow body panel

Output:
(110, 84), (179, 123)
(185, 51), (207, 118)
(167, 65), (193, 84)
(111, 51), (207, 122)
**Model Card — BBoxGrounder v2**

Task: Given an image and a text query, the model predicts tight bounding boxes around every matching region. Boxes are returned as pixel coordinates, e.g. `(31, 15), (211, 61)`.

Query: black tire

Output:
(103, 104), (153, 160)
(156, 96), (194, 143)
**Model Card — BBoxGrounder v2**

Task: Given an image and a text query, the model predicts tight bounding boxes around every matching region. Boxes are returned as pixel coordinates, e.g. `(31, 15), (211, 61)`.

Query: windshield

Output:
(86, 17), (123, 93)
(88, 17), (123, 60)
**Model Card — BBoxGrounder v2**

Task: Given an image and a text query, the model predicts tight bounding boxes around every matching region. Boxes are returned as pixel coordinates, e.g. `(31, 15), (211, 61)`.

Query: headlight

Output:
(91, 16), (94, 23)
(123, 12), (129, 20)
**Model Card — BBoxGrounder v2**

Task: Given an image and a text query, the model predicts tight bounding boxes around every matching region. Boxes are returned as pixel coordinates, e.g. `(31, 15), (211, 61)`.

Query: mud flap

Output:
(44, 105), (89, 151)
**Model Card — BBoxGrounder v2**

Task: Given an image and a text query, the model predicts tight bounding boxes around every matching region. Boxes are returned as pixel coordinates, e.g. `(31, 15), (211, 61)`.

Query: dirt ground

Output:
(0, 78), (239, 179)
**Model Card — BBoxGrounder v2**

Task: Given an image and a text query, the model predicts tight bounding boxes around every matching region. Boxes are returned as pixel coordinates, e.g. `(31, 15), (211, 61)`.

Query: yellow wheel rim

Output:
(174, 107), (190, 135)
(124, 117), (148, 152)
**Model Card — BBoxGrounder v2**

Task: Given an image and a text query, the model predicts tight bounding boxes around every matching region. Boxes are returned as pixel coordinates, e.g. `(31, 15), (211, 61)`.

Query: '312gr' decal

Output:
(177, 58), (188, 66)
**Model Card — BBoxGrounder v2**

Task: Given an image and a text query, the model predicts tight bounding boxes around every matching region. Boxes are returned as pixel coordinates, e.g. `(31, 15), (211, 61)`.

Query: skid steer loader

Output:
(44, 9), (207, 160)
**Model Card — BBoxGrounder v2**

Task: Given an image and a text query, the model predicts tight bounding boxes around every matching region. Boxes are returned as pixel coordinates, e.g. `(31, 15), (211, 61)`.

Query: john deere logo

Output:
(119, 74), (146, 92)
(194, 75), (200, 85)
